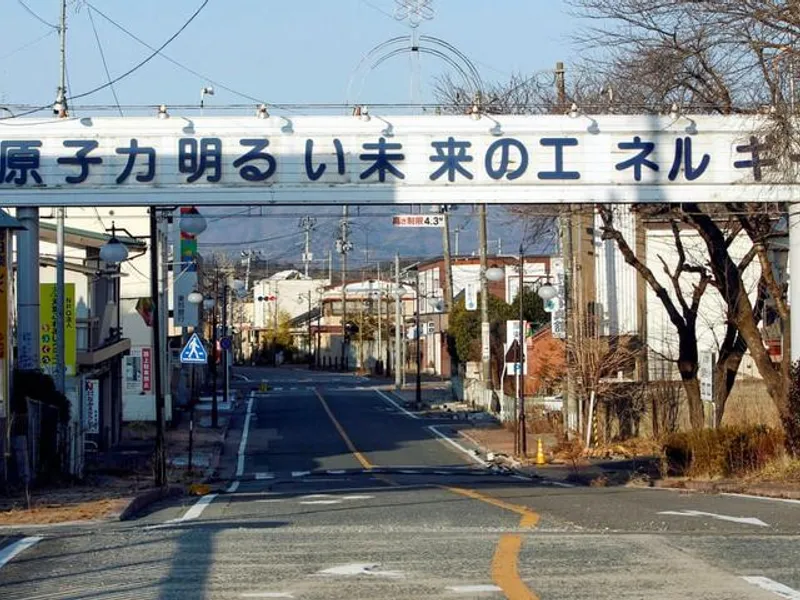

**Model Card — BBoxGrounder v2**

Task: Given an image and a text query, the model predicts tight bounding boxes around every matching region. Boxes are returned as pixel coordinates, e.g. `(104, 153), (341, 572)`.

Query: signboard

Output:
(180, 333), (208, 364)
(0, 115), (786, 207)
(465, 282), (478, 311)
(219, 336), (232, 351)
(504, 322), (528, 376)
(550, 258), (566, 339)
(392, 215), (445, 227)
(0, 231), (9, 419)
(141, 347), (152, 392)
(84, 378), (100, 434)
(481, 322), (491, 361)
(39, 282), (77, 376)
(125, 346), (150, 394)
(699, 351), (714, 402)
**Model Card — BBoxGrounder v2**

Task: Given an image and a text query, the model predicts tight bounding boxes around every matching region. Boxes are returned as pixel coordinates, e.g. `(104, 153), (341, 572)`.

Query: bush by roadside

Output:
(662, 425), (784, 478)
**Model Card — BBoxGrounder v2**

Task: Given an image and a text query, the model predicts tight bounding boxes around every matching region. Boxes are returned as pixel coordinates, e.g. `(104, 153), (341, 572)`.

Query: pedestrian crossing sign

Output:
(180, 333), (208, 364)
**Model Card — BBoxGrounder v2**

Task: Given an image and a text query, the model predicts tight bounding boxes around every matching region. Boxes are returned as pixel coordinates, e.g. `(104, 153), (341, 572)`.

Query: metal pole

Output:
(377, 263), (382, 373)
(307, 292), (313, 367)
(54, 0), (68, 395)
(211, 274), (218, 428)
(16, 210), (39, 371)
(415, 267), (422, 409)
(442, 208), (454, 312)
(150, 208), (167, 488)
(340, 206), (349, 371)
(222, 285), (229, 406)
(479, 204), (492, 408)
(791, 203), (800, 362)
(395, 253), (402, 389)
(518, 244), (527, 456)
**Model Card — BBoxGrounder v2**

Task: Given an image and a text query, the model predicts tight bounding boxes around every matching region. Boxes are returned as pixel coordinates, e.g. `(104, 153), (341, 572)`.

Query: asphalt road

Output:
(1, 366), (799, 599)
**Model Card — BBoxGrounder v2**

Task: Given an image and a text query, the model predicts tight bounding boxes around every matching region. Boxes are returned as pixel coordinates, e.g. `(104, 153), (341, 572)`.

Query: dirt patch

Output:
(0, 495), (131, 525)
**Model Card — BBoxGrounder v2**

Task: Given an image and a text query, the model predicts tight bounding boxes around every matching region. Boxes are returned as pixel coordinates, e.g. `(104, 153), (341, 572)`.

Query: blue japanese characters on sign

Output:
(0, 133), (775, 187)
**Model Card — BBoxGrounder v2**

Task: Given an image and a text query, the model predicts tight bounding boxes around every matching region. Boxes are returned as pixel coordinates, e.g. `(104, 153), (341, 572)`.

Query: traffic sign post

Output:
(181, 333), (208, 364)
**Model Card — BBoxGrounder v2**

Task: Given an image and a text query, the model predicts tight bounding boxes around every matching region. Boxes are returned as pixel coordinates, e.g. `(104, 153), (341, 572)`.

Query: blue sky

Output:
(1, 0), (576, 109)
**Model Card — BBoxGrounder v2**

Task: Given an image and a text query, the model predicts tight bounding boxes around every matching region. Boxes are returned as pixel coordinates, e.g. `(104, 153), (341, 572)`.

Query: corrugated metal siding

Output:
(594, 205), (639, 335)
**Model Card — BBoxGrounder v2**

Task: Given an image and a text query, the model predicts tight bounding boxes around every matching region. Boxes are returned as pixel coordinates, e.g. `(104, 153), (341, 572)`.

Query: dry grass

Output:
(0, 498), (128, 525)
(747, 455), (800, 483)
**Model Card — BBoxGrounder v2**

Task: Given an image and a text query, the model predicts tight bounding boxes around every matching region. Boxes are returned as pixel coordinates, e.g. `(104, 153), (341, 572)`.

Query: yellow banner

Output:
(40, 283), (77, 377)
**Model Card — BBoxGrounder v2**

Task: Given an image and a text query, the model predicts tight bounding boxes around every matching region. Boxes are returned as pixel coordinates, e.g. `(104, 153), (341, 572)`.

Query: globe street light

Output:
(179, 207), (207, 236)
(537, 283), (557, 301)
(187, 291), (204, 305)
(99, 222), (129, 264)
(485, 265), (505, 282)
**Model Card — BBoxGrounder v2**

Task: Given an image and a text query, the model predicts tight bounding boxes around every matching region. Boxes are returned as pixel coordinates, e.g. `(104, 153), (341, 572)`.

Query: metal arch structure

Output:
(345, 35), (484, 106)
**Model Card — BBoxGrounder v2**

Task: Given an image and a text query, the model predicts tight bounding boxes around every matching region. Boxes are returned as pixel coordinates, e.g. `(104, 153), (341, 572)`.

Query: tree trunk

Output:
(680, 374), (706, 430)
(712, 349), (745, 428)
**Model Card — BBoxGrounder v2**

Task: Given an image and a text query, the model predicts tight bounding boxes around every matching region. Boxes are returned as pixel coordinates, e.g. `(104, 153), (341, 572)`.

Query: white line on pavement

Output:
(236, 391), (255, 477)
(722, 492), (800, 506)
(427, 425), (488, 467)
(255, 473), (275, 480)
(226, 481), (240, 493)
(240, 593), (295, 598)
(742, 576), (800, 599)
(326, 469), (347, 475)
(300, 500), (341, 505)
(446, 584), (502, 593)
(0, 537), (42, 569)
(180, 493), (219, 522)
(658, 509), (769, 527)
(292, 471), (311, 478)
(549, 481), (576, 488)
(374, 389), (420, 419)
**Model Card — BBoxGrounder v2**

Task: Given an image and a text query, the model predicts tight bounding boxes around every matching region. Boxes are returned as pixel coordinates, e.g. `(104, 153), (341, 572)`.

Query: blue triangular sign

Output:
(180, 333), (208, 364)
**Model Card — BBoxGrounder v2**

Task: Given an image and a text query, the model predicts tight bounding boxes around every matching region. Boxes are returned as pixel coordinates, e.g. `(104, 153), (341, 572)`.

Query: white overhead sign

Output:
(392, 215), (445, 227)
(0, 115), (790, 206)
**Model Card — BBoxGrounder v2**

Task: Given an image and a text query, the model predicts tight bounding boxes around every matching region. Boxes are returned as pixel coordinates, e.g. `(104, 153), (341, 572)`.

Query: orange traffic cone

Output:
(536, 438), (546, 465)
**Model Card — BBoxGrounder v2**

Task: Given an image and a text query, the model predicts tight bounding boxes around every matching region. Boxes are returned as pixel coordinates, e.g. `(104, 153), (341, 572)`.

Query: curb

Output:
(652, 478), (800, 500)
(118, 485), (184, 521)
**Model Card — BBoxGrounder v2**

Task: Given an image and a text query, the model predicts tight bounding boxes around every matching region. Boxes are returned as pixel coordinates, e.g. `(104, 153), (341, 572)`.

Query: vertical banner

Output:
(465, 282), (478, 311)
(173, 207), (199, 327)
(40, 282), (77, 376)
(550, 258), (566, 339)
(84, 379), (100, 434)
(141, 347), (153, 392)
(0, 230), (9, 419)
(481, 322), (491, 361)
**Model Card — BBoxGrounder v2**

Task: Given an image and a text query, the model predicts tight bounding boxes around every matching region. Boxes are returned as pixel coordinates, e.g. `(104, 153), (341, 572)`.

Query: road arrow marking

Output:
(0, 537), (42, 569)
(317, 563), (404, 578)
(658, 510), (769, 527)
(742, 576), (800, 599)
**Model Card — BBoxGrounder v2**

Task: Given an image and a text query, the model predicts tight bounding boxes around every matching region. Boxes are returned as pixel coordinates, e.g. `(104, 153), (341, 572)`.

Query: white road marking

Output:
(301, 494), (333, 499)
(512, 475), (530, 481)
(374, 389), (421, 419)
(180, 494), (219, 522)
(326, 470), (347, 475)
(236, 392), (255, 477)
(300, 500), (341, 505)
(658, 509), (769, 527)
(240, 593), (294, 599)
(226, 481), (240, 493)
(292, 471), (311, 478)
(255, 473), (275, 480)
(446, 584), (502, 593)
(549, 481), (576, 488)
(722, 492), (800, 506)
(399, 469), (420, 474)
(742, 576), (800, 599)
(427, 425), (489, 467)
(317, 563), (404, 578)
(0, 537), (42, 569)
(255, 499), (285, 503)
(341, 495), (375, 500)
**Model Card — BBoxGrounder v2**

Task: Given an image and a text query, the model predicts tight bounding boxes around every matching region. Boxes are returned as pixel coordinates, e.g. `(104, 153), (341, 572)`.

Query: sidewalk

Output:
(0, 391), (245, 526)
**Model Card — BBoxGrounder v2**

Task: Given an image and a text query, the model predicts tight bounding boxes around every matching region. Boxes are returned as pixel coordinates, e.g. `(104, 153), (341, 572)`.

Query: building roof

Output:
(39, 221), (147, 251)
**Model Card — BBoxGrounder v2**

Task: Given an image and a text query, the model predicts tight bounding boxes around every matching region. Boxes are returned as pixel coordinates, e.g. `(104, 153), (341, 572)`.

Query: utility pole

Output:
(394, 253), (402, 390)
(441, 206), (454, 312)
(337, 207), (352, 370)
(415, 266), (422, 409)
(210, 273), (218, 428)
(328, 250), (333, 283)
(555, 61), (566, 110)
(453, 222), (465, 256)
(479, 204), (492, 409)
(517, 243), (526, 456)
(300, 216), (317, 278)
(376, 263), (383, 373)
(55, 0), (68, 395)
(150, 209), (167, 488)
(563, 208), (578, 437)
(222, 283), (229, 406)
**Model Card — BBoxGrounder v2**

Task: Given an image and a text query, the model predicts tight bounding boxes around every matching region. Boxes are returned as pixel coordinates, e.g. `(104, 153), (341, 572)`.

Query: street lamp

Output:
(486, 265), (505, 282)
(179, 208), (207, 236)
(99, 222), (129, 264)
(537, 283), (557, 301)
(187, 291), (204, 305)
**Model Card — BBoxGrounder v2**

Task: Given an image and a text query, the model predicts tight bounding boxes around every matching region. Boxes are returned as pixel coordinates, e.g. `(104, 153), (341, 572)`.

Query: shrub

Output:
(662, 425), (784, 478)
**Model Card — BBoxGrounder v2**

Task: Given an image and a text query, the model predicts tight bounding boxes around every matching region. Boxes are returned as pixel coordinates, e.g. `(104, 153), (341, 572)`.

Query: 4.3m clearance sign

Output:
(0, 115), (792, 206)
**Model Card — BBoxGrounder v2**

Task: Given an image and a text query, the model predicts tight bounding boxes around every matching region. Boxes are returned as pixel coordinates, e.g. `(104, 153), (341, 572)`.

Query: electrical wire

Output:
(84, 2), (274, 108)
(87, 7), (123, 116)
(0, 29), (57, 60)
(17, 0), (58, 29)
(67, 0), (212, 103)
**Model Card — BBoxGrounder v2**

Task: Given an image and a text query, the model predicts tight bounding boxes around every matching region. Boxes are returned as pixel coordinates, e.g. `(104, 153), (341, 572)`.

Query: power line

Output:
(87, 7), (123, 116)
(68, 0), (212, 103)
(84, 2), (272, 108)
(0, 29), (57, 60)
(17, 0), (58, 29)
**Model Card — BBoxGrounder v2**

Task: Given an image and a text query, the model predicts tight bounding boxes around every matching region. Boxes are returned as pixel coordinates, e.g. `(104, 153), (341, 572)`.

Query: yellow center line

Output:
(444, 486), (540, 600)
(314, 388), (396, 486)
